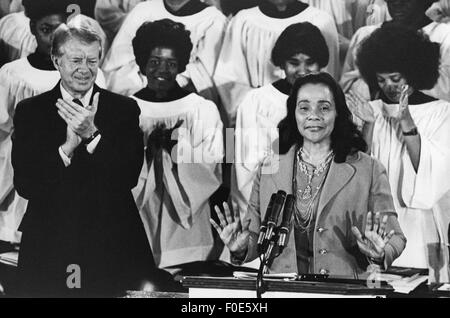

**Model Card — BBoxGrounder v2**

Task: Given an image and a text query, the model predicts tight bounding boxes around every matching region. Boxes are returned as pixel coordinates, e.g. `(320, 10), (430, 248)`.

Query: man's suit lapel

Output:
(89, 84), (105, 130)
(47, 82), (66, 133)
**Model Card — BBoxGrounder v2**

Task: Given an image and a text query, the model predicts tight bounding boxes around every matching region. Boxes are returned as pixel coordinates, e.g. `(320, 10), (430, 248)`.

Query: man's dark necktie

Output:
(73, 98), (84, 107)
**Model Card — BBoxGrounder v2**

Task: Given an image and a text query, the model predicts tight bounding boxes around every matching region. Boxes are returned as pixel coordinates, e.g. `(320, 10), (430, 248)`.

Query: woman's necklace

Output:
(297, 148), (334, 200)
(293, 147), (334, 231)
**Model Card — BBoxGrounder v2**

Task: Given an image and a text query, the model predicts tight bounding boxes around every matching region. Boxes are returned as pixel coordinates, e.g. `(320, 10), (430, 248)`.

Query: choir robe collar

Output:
(163, 0), (208, 16)
(379, 90), (437, 105)
(134, 83), (190, 102)
(259, 0), (308, 19)
(27, 51), (56, 71)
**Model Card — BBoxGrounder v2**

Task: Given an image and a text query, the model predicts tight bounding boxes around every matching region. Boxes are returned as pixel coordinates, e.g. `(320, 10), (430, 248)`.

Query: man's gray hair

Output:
(51, 24), (103, 58)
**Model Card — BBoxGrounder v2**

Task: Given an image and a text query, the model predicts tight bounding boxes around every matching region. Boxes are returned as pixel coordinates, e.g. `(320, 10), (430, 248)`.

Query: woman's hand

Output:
(210, 202), (251, 256)
(346, 90), (376, 123)
(351, 212), (395, 263)
(397, 84), (416, 131)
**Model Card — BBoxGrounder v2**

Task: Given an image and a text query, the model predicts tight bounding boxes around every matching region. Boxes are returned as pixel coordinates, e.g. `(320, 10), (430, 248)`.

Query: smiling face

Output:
(295, 83), (337, 147)
(145, 46), (179, 96)
(376, 72), (413, 103)
(52, 38), (100, 97)
(283, 52), (320, 86)
(30, 14), (65, 56)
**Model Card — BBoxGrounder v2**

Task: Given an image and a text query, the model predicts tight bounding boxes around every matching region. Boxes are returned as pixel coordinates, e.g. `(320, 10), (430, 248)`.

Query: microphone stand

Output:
(255, 229), (280, 298)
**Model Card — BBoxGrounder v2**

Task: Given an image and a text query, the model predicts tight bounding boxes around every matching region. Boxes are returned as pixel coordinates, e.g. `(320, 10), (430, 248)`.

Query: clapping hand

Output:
(210, 202), (251, 255)
(56, 92), (99, 139)
(351, 211), (395, 263)
(346, 90), (376, 123)
(426, 1), (450, 23)
(397, 84), (411, 120)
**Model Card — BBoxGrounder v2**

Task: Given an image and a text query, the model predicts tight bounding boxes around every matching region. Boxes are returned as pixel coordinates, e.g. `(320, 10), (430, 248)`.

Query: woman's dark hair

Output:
(277, 72), (367, 162)
(132, 19), (193, 74)
(23, 0), (70, 22)
(271, 22), (329, 69)
(356, 21), (440, 94)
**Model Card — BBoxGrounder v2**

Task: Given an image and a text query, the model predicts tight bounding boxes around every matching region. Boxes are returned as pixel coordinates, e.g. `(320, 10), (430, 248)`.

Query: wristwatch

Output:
(82, 129), (101, 145)
(402, 127), (418, 136)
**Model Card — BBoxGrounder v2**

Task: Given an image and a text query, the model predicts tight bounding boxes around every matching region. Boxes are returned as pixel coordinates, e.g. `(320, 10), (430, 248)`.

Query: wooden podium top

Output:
(181, 276), (393, 297)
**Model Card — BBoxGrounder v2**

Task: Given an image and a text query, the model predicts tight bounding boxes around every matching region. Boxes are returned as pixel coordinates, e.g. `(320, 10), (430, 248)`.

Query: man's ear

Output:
(51, 55), (59, 70)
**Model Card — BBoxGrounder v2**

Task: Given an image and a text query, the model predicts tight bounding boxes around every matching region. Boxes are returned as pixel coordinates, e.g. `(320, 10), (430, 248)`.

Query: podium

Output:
(181, 276), (394, 298)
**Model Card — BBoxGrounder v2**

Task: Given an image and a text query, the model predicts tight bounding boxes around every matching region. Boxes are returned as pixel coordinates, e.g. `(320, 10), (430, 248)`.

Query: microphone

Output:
(277, 194), (295, 252)
(257, 193), (277, 252)
(261, 191), (286, 253)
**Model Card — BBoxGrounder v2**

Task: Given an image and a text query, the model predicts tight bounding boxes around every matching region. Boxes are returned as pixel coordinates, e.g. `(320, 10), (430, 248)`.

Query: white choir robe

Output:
(340, 22), (450, 103)
(213, 5), (339, 126)
(232, 84), (288, 218)
(101, 0), (227, 103)
(132, 93), (224, 270)
(0, 11), (109, 66)
(369, 99), (450, 282)
(352, 0), (390, 31)
(0, 57), (106, 243)
(302, 0), (354, 46)
(94, 0), (143, 42)
(0, 12), (35, 64)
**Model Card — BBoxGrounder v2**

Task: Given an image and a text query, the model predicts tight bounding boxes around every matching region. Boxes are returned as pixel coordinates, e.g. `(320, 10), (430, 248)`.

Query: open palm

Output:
(210, 202), (251, 254)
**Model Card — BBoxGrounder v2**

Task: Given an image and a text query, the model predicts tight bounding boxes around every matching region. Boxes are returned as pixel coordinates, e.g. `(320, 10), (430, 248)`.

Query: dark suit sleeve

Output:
(11, 101), (67, 201)
(86, 98), (143, 190)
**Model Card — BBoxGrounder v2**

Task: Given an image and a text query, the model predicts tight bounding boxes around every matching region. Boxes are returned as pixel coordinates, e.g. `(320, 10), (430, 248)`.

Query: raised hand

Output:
(351, 211), (395, 262)
(210, 202), (251, 255)
(346, 90), (376, 123)
(56, 92), (99, 139)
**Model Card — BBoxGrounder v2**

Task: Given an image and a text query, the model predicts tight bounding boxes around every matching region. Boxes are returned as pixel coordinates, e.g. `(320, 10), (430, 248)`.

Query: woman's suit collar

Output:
(270, 146), (357, 219)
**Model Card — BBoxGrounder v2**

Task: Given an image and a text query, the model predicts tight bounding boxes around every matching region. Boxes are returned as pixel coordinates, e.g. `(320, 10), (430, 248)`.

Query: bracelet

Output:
(402, 127), (418, 136)
(82, 129), (100, 145)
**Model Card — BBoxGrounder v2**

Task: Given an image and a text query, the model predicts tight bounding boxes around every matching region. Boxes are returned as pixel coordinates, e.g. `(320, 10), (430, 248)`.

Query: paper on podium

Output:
(233, 271), (297, 280)
(0, 251), (18, 267)
(385, 274), (428, 294)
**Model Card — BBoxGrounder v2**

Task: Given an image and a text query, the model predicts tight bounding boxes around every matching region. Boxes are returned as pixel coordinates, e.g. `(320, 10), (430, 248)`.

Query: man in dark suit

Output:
(11, 24), (175, 297)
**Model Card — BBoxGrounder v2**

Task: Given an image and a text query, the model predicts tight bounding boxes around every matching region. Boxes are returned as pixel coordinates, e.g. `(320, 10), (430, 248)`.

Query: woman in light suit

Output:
(212, 72), (406, 278)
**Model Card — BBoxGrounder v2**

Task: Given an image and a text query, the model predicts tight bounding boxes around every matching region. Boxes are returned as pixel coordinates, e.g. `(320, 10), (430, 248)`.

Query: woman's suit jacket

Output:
(242, 146), (406, 278)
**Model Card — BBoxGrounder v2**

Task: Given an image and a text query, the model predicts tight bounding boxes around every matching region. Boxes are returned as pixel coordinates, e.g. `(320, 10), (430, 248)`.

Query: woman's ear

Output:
(29, 20), (36, 36)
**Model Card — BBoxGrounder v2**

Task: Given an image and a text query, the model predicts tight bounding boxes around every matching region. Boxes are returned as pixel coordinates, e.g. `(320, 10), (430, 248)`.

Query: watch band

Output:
(82, 129), (100, 145)
(402, 127), (418, 136)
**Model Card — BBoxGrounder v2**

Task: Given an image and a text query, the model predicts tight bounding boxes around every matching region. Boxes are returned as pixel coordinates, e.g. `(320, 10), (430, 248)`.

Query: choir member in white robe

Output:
(0, 2), (108, 67)
(101, 0), (227, 104)
(213, 0), (339, 126)
(0, 4), (106, 244)
(232, 22), (329, 218)
(301, 0), (354, 63)
(94, 0), (143, 43)
(130, 20), (224, 271)
(352, 0), (390, 32)
(348, 22), (450, 282)
(0, 11), (35, 65)
(340, 0), (450, 103)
